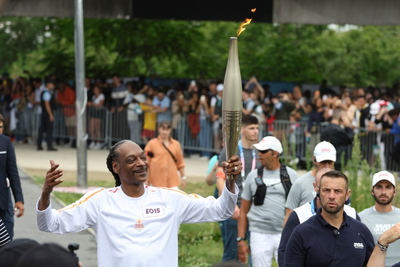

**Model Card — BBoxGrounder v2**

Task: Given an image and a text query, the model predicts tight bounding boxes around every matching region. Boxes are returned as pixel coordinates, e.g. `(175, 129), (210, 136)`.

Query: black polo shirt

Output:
(284, 208), (374, 267)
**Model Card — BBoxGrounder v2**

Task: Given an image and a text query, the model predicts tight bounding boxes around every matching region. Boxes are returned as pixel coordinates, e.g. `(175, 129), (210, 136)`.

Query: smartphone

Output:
(190, 80), (196, 86)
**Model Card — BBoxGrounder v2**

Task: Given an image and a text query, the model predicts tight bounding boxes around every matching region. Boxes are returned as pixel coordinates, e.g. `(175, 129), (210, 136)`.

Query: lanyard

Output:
(310, 198), (316, 216)
(238, 140), (256, 179)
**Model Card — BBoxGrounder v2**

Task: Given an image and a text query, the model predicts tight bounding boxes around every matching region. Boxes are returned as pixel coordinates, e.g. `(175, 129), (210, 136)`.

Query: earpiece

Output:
(316, 192), (320, 199)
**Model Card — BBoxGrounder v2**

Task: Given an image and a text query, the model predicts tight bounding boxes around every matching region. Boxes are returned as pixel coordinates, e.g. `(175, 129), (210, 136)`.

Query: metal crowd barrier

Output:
(10, 105), (400, 172)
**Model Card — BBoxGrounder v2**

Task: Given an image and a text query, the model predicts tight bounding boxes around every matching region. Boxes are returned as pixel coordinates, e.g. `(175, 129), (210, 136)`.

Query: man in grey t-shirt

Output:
(237, 136), (298, 267)
(216, 115), (261, 263)
(360, 171), (400, 267)
(283, 141), (336, 227)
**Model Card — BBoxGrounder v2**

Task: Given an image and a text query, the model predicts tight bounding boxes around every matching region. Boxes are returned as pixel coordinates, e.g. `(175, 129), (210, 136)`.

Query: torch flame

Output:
(237, 18), (253, 37)
(236, 8), (256, 37)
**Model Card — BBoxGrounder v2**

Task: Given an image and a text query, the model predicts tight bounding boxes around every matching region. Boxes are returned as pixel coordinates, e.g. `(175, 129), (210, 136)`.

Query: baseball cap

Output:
(217, 84), (224, 92)
(372, 171), (396, 187)
(253, 136), (283, 154)
(314, 141), (336, 162)
(370, 102), (380, 115)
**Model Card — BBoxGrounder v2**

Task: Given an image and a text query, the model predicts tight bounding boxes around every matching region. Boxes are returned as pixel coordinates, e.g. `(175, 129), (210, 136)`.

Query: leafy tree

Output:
(0, 17), (51, 74)
(3, 16), (400, 89)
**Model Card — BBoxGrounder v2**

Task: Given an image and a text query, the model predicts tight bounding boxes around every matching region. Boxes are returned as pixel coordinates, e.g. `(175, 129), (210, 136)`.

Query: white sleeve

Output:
(36, 188), (105, 234)
(168, 184), (238, 224)
(210, 97), (217, 107)
(123, 94), (131, 105)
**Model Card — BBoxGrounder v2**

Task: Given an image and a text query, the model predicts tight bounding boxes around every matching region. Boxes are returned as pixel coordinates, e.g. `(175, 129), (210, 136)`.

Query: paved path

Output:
(14, 167), (98, 267)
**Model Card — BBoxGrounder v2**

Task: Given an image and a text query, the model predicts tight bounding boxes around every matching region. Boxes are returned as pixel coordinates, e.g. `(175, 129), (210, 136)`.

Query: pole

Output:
(74, 0), (87, 189)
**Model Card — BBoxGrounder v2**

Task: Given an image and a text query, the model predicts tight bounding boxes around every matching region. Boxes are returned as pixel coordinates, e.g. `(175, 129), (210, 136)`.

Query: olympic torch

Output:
(222, 37), (242, 179)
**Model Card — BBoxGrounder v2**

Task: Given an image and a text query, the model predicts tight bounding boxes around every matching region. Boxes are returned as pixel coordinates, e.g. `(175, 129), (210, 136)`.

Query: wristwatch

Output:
(377, 241), (389, 251)
(236, 237), (245, 242)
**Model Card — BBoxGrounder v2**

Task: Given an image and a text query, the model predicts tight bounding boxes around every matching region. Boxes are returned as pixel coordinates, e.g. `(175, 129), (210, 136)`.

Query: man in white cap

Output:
(210, 83), (224, 151)
(283, 141), (336, 226)
(237, 136), (298, 267)
(359, 171), (400, 267)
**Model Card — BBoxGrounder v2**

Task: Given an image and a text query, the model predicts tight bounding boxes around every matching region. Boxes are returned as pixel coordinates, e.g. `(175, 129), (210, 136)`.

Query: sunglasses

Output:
(259, 149), (273, 154)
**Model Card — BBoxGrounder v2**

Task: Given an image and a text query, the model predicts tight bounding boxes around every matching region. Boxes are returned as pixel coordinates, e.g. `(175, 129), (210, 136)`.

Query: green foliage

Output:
(178, 223), (221, 267)
(345, 135), (375, 212)
(4, 17), (400, 87)
(347, 135), (361, 194)
(281, 137), (289, 166)
(0, 17), (52, 73)
(290, 141), (297, 170)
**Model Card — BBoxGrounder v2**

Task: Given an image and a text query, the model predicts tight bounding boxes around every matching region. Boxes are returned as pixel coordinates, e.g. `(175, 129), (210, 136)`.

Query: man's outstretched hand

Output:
(38, 160), (63, 211)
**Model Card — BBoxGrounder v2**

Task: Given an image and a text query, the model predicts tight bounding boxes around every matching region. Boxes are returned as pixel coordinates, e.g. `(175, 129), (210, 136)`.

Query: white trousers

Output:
(250, 232), (281, 267)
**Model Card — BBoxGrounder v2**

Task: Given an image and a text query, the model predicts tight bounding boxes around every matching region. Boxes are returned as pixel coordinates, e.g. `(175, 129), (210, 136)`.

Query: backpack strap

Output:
(257, 166), (264, 181)
(280, 163), (292, 199)
(255, 164), (292, 201)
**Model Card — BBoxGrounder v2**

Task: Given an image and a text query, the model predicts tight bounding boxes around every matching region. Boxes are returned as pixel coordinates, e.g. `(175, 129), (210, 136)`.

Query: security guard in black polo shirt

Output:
(284, 170), (374, 267)
(37, 81), (57, 151)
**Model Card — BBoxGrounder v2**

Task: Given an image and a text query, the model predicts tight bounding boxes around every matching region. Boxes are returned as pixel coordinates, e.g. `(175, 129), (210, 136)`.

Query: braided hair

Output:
(106, 140), (128, 187)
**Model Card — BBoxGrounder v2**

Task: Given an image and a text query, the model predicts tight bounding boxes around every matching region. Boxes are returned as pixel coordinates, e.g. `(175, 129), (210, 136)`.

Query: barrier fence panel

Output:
(87, 106), (111, 149)
(178, 114), (217, 157)
(9, 105), (400, 173)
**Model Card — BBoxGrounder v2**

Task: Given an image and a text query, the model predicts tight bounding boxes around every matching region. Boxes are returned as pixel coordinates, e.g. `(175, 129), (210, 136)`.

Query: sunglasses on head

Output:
(259, 149), (273, 154)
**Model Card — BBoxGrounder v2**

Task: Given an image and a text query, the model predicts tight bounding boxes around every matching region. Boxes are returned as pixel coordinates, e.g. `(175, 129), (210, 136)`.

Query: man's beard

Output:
(373, 194), (394, 206)
(321, 200), (345, 215)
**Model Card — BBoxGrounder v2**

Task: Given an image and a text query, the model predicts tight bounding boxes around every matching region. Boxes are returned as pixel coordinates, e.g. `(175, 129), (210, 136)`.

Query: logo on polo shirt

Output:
(354, 243), (364, 249)
(134, 218), (144, 232)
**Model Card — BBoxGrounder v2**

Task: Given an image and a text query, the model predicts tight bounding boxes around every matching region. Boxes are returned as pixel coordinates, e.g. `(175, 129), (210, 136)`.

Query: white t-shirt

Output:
(359, 207), (400, 267)
(92, 93), (105, 105)
(34, 84), (46, 114)
(37, 184), (238, 267)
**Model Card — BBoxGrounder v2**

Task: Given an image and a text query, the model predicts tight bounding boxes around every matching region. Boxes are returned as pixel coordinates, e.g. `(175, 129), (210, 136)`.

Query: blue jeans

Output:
(199, 119), (211, 157)
(222, 217), (252, 266)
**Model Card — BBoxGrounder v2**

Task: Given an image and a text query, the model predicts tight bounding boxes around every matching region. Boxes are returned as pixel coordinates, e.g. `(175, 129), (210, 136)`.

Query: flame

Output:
(237, 18), (253, 37)
(236, 8), (256, 37)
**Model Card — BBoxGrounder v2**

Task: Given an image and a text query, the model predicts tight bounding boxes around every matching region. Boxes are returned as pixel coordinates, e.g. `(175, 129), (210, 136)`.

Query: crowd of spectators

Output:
(1, 71), (400, 165)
